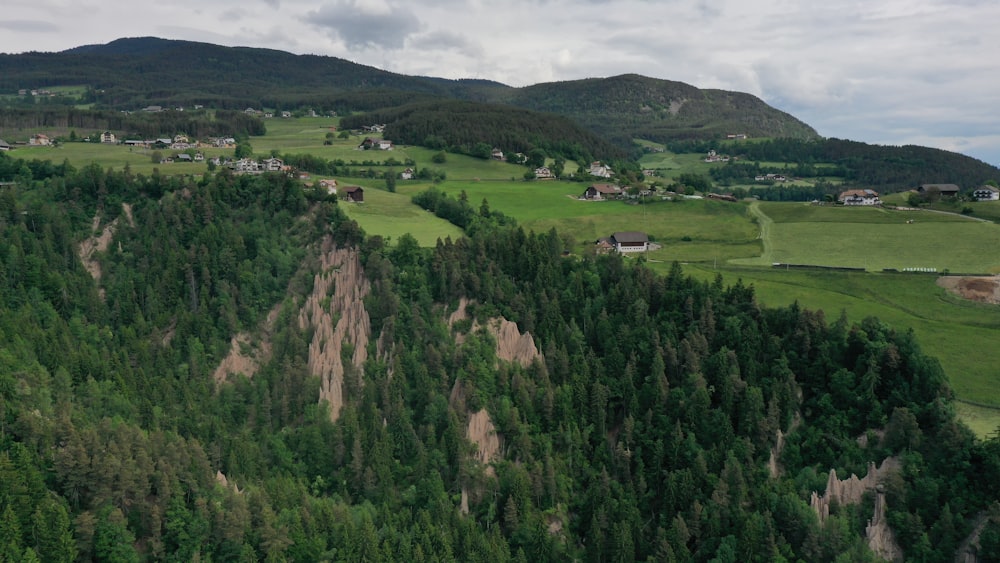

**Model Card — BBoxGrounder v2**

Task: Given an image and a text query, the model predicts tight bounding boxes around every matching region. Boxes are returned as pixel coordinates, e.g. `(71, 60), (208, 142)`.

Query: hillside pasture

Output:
(336, 187), (464, 247)
(733, 202), (1000, 273)
(396, 180), (760, 259)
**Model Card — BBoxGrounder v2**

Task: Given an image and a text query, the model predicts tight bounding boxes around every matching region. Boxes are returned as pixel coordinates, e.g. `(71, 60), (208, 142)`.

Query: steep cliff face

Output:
(811, 458), (903, 561)
(78, 204), (134, 299)
(212, 304), (282, 385)
(297, 238), (371, 422)
(448, 297), (541, 368)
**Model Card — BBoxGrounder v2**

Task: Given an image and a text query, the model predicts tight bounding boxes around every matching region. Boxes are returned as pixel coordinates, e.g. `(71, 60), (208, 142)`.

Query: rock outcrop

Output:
(212, 304), (282, 385)
(811, 458), (903, 561)
(297, 238), (370, 422)
(448, 297), (541, 368)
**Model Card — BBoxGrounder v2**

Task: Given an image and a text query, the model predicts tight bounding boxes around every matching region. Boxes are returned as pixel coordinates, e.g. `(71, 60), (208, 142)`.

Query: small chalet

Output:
(342, 186), (364, 203)
(193, 152), (205, 162)
(973, 185), (1000, 201)
(534, 166), (555, 180)
(838, 188), (880, 206)
(589, 161), (614, 178)
(917, 183), (960, 197)
(491, 147), (504, 160)
(100, 131), (117, 144)
(262, 157), (284, 172)
(232, 158), (262, 173)
(359, 137), (377, 150)
(318, 179), (338, 195)
(0, 139), (11, 151)
(596, 231), (650, 253)
(175, 153), (193, 162)
(704, 150), (729, 163)
(29, 134), (51, 146)
(583, 184), (622, 200)
(400, 168), (415, 180)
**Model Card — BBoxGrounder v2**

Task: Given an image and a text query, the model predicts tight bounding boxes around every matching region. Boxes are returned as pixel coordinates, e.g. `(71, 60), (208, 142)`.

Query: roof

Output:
(975, 185), (1000, 193)
(838, 188), (879, 199)
(589, 183), (620, 194)
(612, 231), (649, 244)
(344, 186), (363, 193)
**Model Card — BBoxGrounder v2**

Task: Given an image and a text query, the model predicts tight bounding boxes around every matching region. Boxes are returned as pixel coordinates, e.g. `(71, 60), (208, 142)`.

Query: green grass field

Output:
(337, 187), (464, 247)
(732, 202), (1000, 273)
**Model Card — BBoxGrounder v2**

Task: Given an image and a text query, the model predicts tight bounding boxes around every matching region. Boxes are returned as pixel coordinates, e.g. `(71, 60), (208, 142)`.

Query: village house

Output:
(755, 173), (787, 182)
(262, 157), (284, 172)
(589, 161), (614, 178)
(583, 183), (623, 200)
(193, 152), (205, 162)
(704, 150), (729, 163)
(100, 131), (117, 144)
(973, 185), (1000, 201)
(175, 153), (193, 163)
(281, 111), (292, 118)
(917, 183), (960, 198)
(400, 168), (415, 180)
(534, 166), (555, 179)
(318, 179), (338, 195)
(491, 147), (505, 161)
(342, 186), (364, 203)
(838, 188), (881, 206)
(231, 158), (262, 173)
(0, 139), (11, 151)
(596, 231), (650, 253)
(29, 134), (51, 146)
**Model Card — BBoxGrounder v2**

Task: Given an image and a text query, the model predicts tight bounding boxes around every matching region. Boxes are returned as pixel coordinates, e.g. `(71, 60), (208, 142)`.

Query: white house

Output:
(596, 231), (650, 253)
(262, 157), (284, 171)
(589, 161), (614, 178)
(838, 188), (880, 206)
(100, 131), (117, 144)
(973, 185), (1000, 201)
(534, 166), (555, 179)
(400, 168), (415, 180)
(29, 134), (51, 146)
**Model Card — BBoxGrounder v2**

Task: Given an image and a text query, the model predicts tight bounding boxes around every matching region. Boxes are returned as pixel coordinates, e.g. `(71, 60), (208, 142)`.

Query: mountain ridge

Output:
(0, 36), (817, 143)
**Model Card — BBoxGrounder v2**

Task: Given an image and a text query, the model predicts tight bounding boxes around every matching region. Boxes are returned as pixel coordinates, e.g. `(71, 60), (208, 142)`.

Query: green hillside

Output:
(499, 73), (820, 144)
(3, 152), (1000, 561)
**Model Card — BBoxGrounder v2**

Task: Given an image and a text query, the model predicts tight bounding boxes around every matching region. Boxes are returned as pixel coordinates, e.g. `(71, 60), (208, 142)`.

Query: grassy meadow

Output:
(8, 117), (1000, 434)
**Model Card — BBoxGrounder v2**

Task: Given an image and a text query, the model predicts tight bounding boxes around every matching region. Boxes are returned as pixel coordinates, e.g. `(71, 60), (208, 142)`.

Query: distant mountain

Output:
(496, 74), (819, 143)
(0, 37), (817, 144)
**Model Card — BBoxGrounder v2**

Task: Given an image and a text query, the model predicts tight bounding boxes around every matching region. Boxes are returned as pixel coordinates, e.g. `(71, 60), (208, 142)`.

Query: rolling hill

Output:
(0, 37), (816, 143)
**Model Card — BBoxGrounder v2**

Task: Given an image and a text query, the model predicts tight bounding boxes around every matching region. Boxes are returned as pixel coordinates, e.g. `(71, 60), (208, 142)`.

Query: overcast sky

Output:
(3, 0), (999, 165)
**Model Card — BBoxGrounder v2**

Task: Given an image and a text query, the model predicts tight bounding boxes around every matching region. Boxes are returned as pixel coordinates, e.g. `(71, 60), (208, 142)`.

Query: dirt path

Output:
(747, 201), (774, 264)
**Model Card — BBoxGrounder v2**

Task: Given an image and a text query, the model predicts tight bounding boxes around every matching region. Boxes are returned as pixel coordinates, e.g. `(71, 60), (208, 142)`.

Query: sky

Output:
(2, 0), (999, 166)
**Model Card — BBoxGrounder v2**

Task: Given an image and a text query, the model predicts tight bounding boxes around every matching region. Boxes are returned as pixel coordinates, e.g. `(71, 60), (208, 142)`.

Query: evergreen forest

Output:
(2, 149), (1000, 561)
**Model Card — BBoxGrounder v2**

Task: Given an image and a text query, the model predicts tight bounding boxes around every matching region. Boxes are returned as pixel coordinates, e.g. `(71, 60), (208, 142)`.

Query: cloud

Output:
(304, 1), (421, 50)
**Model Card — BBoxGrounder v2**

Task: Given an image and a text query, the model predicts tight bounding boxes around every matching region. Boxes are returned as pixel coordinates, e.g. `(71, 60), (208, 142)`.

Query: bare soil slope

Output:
(937, 275), (1000, 304)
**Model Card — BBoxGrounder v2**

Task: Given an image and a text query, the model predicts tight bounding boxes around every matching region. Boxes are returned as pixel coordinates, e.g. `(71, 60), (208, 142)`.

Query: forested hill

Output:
(496, 73), (820, 144)
(3, 150), (1000, 561)
(339, 100), (629, 164)
(0, 37), (816, 142)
